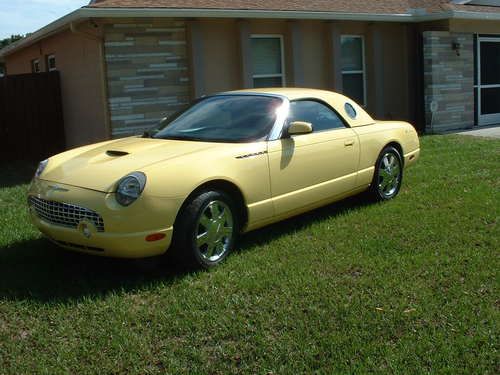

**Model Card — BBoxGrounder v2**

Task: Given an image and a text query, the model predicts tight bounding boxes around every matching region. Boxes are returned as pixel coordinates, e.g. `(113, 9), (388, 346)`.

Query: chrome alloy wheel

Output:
(195, 200), (234, 262)
(378, 152), (402, 198)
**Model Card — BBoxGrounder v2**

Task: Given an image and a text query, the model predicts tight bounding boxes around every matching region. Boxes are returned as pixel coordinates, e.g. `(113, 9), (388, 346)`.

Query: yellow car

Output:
(28, 88), (420, 268)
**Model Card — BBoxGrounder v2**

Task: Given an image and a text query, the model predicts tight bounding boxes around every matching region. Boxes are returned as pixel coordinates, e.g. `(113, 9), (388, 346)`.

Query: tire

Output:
(369, 146), (403, 201)
(171, 190), (239, 269)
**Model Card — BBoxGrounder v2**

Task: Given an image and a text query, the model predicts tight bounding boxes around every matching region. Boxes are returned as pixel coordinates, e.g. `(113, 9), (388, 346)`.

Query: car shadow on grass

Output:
(0, 194), (373, 304)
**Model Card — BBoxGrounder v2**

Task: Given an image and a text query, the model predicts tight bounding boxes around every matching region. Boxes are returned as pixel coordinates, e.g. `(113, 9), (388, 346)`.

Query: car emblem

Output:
(78, 221), (93, 239)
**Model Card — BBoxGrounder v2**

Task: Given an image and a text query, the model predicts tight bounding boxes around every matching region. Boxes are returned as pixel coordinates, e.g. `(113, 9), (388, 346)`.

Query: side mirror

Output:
(287, 121), (313, 136)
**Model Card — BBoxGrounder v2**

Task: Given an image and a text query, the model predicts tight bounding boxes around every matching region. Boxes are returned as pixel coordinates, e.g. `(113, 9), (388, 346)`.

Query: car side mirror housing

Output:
(287, 121), (313, 136)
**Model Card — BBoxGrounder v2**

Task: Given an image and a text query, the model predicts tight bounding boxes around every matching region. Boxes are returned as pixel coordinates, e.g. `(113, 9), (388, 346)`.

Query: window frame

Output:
(31, 59), (41, 73)
(250, 34), (286, 88)
(341, 35), (367, 107)
(286, 98), (349, 135)
(46, 54), (56, 72)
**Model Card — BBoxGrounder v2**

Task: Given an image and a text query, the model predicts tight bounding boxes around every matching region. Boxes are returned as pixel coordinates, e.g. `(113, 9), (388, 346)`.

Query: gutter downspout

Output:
(70, 22), (112, 141)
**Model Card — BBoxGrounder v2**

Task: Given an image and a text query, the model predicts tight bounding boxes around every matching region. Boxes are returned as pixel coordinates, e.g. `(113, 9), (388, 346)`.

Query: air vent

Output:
(106, 150), (129, 157)
(235, 151), (267, 159)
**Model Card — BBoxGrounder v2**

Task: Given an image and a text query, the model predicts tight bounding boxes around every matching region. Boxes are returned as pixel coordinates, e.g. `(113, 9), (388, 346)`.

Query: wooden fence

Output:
(0, 72), (65, 161)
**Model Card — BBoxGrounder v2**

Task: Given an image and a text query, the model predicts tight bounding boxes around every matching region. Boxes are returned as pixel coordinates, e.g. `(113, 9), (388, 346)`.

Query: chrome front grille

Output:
(28, 196), (105, 232)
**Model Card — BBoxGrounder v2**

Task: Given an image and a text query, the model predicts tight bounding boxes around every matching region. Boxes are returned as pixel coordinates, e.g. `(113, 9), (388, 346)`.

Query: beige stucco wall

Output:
(197, 19), (414, 123)
(5, 16), (420, 146)
(300, 21), (329, 89)
(198, 19), (241, 94)
(449, 19), (500, 34)
(4, 26), (108, 148)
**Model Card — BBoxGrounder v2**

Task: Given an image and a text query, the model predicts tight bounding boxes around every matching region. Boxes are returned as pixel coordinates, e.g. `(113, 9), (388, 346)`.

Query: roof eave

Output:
(1, 7), (500, 58)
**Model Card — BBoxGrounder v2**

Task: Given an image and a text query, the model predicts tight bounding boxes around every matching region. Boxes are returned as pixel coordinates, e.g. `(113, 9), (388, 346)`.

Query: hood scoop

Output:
(106, 150), (129, 157)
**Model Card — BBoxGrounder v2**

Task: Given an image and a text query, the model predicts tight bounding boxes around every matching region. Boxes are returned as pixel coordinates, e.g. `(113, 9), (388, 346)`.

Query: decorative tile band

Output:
(104, 21), (191, 137)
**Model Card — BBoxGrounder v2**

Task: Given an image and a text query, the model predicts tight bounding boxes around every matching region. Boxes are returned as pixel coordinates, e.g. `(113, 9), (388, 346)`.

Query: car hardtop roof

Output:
(222, 87), (349, 102)
(218, 88), (375, 127)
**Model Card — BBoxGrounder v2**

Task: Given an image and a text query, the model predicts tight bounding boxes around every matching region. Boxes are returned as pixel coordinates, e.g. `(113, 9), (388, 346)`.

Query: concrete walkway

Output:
(455, 125), (500, 139)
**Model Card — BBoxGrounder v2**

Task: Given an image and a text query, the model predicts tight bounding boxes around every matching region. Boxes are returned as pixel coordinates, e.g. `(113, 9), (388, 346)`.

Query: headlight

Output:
(116, 172), (147, 206)
(34, 159), (49, 179)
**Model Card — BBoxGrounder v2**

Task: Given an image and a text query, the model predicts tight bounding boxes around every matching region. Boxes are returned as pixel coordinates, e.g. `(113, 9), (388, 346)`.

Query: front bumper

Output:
(28, 179), (182, 258)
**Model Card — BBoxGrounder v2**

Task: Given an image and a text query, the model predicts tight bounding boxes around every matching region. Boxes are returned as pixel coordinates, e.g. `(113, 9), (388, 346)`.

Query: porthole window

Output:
(345, 102), (357, 119)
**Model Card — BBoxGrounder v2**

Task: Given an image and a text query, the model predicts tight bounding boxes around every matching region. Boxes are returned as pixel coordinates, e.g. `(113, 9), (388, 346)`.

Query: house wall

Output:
(194, 19), (414, 124)
(114, 17), (416, 133)
(423, 31), (474, 133)
(422, 20), (500, 132)
(198, 19), (240, 94)
(102, 20), (191, 137)
(5, 16), (420, 145)
(4, 26), (108, 148)
(449, 19), (500, 34)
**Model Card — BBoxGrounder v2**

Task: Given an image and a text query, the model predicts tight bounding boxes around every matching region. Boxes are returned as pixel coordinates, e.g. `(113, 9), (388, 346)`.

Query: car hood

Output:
(41, 137), (218, 192)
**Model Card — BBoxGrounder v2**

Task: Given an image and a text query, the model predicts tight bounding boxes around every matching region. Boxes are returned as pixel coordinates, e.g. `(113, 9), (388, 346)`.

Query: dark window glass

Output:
(481, 87), (500, 115)
(47, 55), (56, 71)
(343, 73), (364, 104)
(31, 59), (40, 73)
(251, 38), (283, 75)
(344, 103), (357, 119)
(153, 95), (283, 143)
(288, 100), (345, 132)
(341, 37), (363, 71)
(253, 76), (283, 88)
(480, 42), (500, 85)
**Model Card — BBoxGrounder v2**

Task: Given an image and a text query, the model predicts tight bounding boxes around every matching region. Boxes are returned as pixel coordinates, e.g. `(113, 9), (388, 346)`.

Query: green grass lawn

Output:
(0, 135), (498, 374)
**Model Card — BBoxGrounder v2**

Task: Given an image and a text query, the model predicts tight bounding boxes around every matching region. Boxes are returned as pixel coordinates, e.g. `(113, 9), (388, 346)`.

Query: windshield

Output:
(152, 95), (283, 143)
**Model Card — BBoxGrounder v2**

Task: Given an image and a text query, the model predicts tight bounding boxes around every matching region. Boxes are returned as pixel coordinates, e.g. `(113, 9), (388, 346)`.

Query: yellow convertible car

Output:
(28, 88), (420, 268)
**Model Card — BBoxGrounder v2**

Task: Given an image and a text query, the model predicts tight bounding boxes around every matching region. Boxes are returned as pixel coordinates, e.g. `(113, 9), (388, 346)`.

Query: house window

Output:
(46, 54), (56, 72)
(341, 35), (366, 105)
(251, 35), (285, 88)
(31, 59), (41, 73)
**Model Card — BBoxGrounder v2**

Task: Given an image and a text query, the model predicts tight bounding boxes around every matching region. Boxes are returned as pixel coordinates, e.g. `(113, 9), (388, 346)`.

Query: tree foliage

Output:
(0, 34), (31, 76)
(1, 34), (28, 50)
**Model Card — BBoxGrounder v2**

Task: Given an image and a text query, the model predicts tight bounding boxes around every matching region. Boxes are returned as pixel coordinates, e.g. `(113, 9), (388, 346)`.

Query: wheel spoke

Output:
(218, 207), (228, 221)
(384, 179), (393, 193)
(217, 226), (233, 242)
(382, 156), (390, 169)
(391, 165), (400, 178)
(205, 242), (216, 258)
(221, 226), (233, 236)
(215, 242), (225, 256)
(196, 231), (209, 247)
(379, 179), (389, 191)
(388, 154), (396, 168)
(199, 213), (210, 228)
(379, 169), (390, 179)
(377, 151), (403, 198)
(209, 202), (221, 219)
(195, 199), (235, 262)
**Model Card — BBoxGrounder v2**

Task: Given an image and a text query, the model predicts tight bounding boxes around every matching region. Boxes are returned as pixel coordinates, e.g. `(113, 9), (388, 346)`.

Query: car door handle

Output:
(344, 140), (355, 147)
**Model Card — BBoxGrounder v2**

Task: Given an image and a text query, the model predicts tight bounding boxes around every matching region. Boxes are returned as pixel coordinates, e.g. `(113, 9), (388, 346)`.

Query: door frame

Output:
(476, 35), (500, 126)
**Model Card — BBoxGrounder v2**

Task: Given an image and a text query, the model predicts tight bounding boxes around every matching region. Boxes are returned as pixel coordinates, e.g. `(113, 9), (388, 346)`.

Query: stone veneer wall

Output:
(423, 31), (474, 133)
(104, 21), (191, 137)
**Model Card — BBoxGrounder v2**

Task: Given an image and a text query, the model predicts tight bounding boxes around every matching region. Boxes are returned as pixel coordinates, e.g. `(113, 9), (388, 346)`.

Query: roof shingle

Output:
(87, 0), (500, 14)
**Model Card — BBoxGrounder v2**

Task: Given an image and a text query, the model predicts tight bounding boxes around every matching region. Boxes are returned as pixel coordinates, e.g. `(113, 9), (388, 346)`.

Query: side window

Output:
(288, 100), (345, 132)
(46, 54), (56, 72)
(31, 59), (41, 73)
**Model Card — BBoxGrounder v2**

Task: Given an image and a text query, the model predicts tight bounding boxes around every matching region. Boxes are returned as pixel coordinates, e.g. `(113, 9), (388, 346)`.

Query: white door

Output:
(477, 37), (500, 126)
